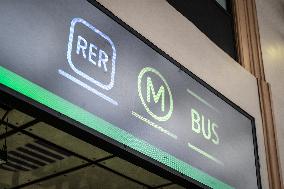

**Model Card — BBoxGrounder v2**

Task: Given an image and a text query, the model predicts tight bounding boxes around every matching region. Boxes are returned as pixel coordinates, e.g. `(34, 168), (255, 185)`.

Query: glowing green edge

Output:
(0, 66), (234, 189)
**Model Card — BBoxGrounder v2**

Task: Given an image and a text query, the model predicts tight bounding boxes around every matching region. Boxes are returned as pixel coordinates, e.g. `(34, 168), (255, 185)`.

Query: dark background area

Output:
(167, 0), (237, 60)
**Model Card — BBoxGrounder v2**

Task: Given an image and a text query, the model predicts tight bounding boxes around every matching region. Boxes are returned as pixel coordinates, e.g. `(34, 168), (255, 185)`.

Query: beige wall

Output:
(255, 0), (284, 184)
(96, 0), (269, 188)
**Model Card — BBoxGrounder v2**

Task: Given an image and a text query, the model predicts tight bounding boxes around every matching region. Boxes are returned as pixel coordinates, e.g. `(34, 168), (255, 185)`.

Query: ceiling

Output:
(0, 107), (185, 189)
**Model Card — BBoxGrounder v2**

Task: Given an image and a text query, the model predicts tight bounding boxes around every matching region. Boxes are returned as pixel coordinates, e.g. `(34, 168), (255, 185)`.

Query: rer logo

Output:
(59, 18), (118, 105)
(138, 67), (173, 122)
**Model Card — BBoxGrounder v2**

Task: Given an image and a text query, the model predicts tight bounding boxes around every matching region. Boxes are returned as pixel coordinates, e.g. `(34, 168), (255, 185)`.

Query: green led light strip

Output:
(0, 66), (233, 189)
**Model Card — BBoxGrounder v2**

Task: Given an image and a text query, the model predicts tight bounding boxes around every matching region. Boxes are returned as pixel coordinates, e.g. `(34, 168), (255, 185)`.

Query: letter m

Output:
(146, 77), (165, 112)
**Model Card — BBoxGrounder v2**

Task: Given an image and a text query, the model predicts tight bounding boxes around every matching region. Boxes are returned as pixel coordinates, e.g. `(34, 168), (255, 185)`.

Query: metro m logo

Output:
(138, 67), (173, 122)
(146, 77), (165, 112)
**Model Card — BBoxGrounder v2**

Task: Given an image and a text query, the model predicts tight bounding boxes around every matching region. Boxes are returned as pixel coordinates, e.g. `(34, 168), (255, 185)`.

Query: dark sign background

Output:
(0, 0), (260, 188)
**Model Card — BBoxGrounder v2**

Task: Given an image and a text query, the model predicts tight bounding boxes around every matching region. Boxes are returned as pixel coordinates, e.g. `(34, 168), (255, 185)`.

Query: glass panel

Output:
(21, 165), (145, 189)
(100, 157), (170, 187)
(0, 108), (35, 134)
(0, 107), (7, 118)
(25, 122), (110, 160)
(6, 110), (34, 127)
(0, 106), (184, 188)
(0, 133), (87, 188)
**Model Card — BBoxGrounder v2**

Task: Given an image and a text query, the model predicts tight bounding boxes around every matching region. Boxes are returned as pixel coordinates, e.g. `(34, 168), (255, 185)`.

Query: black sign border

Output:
(0, 0), (262, 188)
(86, 0), (262, 188)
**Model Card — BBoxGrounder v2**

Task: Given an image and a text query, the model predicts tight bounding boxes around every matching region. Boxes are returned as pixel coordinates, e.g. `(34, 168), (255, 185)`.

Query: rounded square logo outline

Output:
(67, 18), (116, 90)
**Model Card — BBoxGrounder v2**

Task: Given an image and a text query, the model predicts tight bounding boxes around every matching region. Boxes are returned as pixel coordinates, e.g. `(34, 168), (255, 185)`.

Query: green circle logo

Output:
(138, 67), (173, 122)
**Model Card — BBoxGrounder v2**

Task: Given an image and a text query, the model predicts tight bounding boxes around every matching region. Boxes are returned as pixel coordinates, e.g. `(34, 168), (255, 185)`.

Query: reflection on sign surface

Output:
(0, 1), (260, 188)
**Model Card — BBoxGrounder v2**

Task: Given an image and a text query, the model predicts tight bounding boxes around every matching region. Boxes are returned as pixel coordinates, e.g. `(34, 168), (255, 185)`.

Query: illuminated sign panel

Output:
(0, 0), (260, 188)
